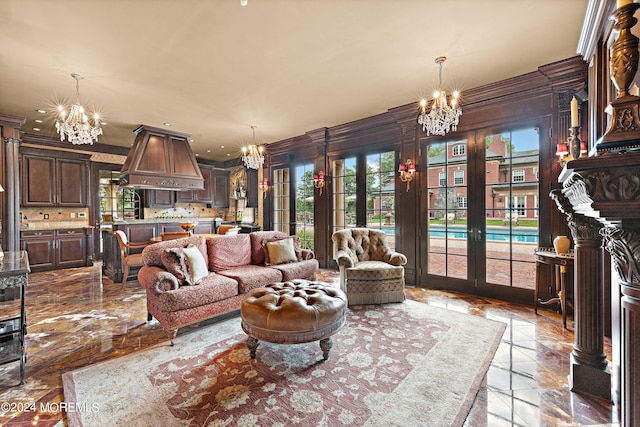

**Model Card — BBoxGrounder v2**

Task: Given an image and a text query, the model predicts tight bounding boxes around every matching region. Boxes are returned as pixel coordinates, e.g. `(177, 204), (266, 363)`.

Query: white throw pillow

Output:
(182, 245), (209, 284)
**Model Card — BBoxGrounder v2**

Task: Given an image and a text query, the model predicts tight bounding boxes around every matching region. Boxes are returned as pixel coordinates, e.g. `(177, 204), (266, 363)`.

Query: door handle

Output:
(468, 228), (475, 241)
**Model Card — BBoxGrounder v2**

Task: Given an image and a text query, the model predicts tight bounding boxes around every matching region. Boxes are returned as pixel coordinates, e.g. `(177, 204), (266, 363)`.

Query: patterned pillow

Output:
(264, 237), (298, 265)
(161, 244), (208, 285)
(262, 236), (302, 265)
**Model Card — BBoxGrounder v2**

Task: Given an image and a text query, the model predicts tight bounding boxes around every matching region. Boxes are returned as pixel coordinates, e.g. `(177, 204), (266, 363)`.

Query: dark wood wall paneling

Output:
(262, 56), (589, 292)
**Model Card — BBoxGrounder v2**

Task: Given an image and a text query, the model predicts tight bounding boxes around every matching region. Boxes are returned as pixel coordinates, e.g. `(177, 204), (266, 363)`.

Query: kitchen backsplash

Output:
(20, 207), (90, 229)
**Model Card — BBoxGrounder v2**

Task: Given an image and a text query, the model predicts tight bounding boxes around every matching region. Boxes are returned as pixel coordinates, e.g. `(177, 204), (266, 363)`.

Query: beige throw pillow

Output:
(266, 238), (298, 265)
(182, 245), (209, 284)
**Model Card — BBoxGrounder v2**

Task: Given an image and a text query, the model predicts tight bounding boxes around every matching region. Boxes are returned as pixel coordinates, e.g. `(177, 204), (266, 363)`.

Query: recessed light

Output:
(34, 119), (43, 124)
(220, 145), (225, 149)
(163, 122), (171, 126)
(227, 153), (230, 156)
(101, 122), (107, 126)
(189, 139), (194, 143)
(207, 149), (211, 153)
(195, 153), (200, 157)
(33, 127), (41, 131)
(36, 109), (47, 114)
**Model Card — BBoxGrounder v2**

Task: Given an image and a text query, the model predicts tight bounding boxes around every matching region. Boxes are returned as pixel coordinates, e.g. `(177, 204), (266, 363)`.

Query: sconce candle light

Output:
(259, 180), (269, 199)
(313, 171), (325, 196)
(398, 159), (416, 192)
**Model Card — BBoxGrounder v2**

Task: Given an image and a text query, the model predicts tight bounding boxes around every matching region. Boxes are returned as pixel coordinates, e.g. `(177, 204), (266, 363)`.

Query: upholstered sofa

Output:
(137, 231), (318, 343)
(332, 227), (407, 305)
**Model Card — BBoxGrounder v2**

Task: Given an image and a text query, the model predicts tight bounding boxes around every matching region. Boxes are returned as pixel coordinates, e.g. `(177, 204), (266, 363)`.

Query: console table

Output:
(0, 251), (30, 385)
(534, 248), (574, 328)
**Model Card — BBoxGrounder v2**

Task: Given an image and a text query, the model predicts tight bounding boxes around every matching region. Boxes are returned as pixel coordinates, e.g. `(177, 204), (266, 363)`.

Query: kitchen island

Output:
(102, 218), (217, 283)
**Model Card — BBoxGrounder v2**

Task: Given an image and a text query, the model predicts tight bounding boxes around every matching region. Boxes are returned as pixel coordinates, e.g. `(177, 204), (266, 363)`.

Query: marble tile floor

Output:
(0, 265), (617, 426)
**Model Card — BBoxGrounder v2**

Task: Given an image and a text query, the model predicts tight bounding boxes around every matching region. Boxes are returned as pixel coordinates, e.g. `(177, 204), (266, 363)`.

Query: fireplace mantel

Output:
(557, 150), (640, 425)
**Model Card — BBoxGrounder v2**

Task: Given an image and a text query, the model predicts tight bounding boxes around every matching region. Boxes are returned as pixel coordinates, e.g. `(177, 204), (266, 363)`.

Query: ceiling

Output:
(1, 0), (588, 161)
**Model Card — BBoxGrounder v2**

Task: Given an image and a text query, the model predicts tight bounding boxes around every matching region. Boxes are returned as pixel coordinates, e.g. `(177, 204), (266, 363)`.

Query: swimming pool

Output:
(428, 225), (538, 243)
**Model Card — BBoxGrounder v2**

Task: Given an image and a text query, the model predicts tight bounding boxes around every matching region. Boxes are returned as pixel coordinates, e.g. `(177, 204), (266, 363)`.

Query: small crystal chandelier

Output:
(56, 73), (103, 145)
(417, 57), (462, 136)
(242, 125), (265, 169)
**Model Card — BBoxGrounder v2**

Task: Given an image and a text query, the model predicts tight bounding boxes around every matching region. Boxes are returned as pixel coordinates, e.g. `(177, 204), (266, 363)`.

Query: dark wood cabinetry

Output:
(212, 171), (229, 208)
(20, 228), (89, 272)
(177, 166), (213, 203)
(246, 169), (258, 208)
(145, 189), (175, 208)
(21, 152), (88, 207)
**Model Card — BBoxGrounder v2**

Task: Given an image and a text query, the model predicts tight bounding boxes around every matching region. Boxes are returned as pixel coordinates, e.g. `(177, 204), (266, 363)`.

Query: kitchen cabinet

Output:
(21, 152), (88, 207)
(177, 166), (213, 204)
(0, 251), (30, 385)
(20, 229), (89, 272)
(145, 190), (175, 208)
(212, 171), (229, 208)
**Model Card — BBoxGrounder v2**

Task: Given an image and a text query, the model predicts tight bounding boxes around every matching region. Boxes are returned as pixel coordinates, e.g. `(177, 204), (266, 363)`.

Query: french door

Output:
(422, 126), (540, 300)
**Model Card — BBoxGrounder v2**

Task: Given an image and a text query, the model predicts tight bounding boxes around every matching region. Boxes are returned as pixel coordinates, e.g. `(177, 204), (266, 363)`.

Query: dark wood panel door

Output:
(146, 190), (175, 208)
(212, 172), (229, 208)
(22, 155), (55, 206)
(56, 233), (86, 268)
(124, 224), (158, 249)
(21, 237), (55, 270)
(196, 167), (213, 203)
(57, 159), (86, 206)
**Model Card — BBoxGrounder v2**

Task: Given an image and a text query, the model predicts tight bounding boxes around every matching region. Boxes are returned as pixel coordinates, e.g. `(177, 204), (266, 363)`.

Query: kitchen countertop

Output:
(107, 217), (217, 225)
(20, 224), (94, 231)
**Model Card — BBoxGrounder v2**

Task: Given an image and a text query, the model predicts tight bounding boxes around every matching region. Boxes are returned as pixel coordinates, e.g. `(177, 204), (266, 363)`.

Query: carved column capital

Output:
(602, 227), (640, 286)
(2, 137), (20, 145)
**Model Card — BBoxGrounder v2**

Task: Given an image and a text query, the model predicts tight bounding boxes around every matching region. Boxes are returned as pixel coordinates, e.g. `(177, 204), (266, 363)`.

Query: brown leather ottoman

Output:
(240, 280), (348, 360)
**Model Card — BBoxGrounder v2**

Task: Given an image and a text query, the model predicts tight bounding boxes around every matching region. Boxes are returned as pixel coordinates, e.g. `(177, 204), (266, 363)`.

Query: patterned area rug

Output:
(63, 300), (505, 426)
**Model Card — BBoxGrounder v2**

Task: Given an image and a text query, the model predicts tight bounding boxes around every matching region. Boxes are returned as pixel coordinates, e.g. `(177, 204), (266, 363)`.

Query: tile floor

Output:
(0, 265), (618, 426)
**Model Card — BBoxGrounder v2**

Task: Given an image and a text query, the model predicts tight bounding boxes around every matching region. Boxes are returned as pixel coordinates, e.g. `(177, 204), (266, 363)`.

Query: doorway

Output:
(422, 127), (540, 300)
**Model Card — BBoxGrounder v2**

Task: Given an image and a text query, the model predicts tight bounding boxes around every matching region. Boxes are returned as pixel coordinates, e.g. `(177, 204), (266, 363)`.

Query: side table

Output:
(0, 251), (31, 385)
(534, 248), (574, 328)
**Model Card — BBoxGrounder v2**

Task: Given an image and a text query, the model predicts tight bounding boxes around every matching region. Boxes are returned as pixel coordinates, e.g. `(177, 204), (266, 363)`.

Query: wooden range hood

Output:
(119, 125), (204, 191)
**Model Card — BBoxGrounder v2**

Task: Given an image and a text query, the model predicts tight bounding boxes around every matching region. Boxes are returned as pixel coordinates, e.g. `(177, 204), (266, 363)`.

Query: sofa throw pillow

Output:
(262, 236), (303, 265)
(162, 244), (209, 285)
(182, 245), (209, 284)
(160, 248), (190, 286)
(265, 238), (298, 265)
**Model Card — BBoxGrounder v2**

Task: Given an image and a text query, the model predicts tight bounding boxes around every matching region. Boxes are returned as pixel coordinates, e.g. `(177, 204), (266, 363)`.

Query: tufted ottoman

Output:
(240, 280), (348, 360)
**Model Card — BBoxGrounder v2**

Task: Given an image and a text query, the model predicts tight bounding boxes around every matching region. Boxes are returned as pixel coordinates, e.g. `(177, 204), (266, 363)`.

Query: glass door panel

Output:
(426, 139), (468, 281)
(294, 163), (314, 249)
(332, 157), (357, 233)
(424, 127), (539, 295)
(484, 129), (539, 289)
(273, 168), (290, 234)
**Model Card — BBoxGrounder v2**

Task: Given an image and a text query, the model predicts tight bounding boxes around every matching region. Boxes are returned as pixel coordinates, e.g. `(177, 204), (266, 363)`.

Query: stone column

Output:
(550, 190), (611, 400)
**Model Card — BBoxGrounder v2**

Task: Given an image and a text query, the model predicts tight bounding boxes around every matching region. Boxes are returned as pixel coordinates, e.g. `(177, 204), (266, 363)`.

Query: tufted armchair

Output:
(332, 227), (407, 305)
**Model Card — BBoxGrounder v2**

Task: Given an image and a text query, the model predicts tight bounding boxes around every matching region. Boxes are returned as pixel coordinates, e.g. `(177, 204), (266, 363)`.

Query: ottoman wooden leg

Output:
(246, 336), (260, 358)
(319, 337), (333, 360)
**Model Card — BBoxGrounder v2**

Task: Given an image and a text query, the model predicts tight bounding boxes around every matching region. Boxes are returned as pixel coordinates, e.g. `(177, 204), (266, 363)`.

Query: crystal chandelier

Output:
(56, 73), (103, 145)
(417, 57), (462, 136)
(242, 126), (265, 169)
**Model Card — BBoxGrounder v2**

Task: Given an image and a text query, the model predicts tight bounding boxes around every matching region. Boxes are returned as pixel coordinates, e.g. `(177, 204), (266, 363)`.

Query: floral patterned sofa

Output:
(137, 231), (318, 344)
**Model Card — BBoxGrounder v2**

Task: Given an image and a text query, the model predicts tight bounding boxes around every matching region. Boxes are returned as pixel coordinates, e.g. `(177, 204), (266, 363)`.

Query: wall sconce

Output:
(259, 180), (269, 199)
(313, 171), (325, 196)
(398, 159), (416, 192)
(556, 127), (587, 167)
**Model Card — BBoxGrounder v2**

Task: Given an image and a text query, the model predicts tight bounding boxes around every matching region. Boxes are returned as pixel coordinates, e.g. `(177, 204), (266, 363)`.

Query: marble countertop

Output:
(107, 217), (217, 225)
(20, 223), (94, 231)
